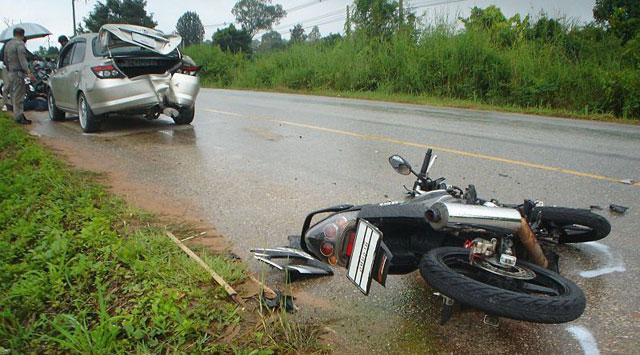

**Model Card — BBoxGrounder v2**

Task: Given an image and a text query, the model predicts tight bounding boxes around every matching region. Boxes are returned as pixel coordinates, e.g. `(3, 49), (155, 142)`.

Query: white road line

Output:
(579, 242), (626, 278)
(566, 326), (601, 355)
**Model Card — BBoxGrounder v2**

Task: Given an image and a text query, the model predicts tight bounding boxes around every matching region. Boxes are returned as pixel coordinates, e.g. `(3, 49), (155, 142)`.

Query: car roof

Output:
(70, 33), (97, 42)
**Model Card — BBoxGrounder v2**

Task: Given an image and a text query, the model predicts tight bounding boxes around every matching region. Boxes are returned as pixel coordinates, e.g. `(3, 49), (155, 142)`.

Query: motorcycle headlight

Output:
(303, 211), (359, 267)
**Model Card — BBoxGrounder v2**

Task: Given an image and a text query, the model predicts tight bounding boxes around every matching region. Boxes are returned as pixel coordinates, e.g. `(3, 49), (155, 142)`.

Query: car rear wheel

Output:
(78, 93), (101, 133)
(48, 91), (65, 121)
(173, 106), (195, 125)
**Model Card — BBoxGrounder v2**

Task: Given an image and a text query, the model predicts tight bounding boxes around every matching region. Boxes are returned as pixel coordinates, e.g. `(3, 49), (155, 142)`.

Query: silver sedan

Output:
(48, 24), (200, 133)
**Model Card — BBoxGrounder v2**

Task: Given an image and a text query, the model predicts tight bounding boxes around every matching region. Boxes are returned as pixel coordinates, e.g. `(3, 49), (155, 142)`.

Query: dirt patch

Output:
(37, 135), (229, 252)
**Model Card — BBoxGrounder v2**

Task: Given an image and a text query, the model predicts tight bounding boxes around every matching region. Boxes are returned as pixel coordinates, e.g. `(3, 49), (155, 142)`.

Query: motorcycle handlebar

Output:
(420, 149), (432, 176)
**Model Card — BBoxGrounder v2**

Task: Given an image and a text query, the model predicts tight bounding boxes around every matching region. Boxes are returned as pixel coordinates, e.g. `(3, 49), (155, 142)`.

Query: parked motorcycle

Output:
(256, 149), (610, 324)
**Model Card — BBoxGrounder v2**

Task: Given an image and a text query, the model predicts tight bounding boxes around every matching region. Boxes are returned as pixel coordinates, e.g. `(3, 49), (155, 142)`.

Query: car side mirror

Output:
(389, 155), (412, 175)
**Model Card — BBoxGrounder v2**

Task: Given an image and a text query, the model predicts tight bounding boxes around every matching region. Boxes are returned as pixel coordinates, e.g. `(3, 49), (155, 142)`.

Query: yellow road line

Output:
(203, 108), (639, 186)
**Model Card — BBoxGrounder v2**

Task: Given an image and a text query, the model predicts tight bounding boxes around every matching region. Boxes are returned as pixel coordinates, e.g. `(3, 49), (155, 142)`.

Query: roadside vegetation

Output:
(183, 2), (640, 121)
(0, 113), (324, 354)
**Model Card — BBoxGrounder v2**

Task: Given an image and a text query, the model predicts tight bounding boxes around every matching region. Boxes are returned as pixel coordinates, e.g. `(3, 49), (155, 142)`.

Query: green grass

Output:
(0, 114), (325, 354)
(185, 16), (640, 121)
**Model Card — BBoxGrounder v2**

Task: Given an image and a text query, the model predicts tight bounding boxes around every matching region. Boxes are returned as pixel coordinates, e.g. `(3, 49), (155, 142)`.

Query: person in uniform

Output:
(3, 27), (35, 124)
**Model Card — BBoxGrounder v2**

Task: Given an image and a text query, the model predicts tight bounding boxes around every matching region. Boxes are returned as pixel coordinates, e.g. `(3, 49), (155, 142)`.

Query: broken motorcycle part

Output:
(609, 204), (629, 214)
(251, 247), (333, 282)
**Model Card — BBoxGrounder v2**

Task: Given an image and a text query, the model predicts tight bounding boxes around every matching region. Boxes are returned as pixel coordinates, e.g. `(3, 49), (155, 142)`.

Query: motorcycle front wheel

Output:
(419, 247), (586, 323)
(532, 207), (610, 243)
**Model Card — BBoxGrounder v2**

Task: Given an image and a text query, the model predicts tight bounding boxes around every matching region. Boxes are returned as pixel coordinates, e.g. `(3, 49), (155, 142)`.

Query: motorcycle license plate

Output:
(132, 32), (157, 48)
(347, 219), (382, 295)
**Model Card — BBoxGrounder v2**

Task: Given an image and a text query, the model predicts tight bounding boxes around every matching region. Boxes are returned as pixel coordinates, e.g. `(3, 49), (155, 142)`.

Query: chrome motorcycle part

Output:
(474, 257), (536, 280)
(426, 202), (523, 233)
(469, 237), (497, 257)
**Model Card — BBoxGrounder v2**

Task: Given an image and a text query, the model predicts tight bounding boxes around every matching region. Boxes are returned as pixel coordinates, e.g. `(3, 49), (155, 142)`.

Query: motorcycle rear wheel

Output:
(419, 247), (585, 323)
(532, 207), (610, 243)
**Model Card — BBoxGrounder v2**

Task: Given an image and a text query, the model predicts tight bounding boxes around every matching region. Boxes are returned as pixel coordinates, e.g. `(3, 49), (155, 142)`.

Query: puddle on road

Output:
(245, 127), (285, 141)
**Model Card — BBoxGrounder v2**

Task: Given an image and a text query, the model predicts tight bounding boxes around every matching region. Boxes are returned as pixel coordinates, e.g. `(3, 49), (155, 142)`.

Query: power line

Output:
(274, 8), (343, 30)
(204, 22), (232, 28)
(409, 0), (469, 10)
(204, 0), (336, 29)
(285, 0), (330, 13)
(275, 14), (346, 34)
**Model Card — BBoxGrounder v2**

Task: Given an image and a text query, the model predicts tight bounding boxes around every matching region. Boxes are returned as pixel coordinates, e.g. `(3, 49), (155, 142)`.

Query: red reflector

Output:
(320, 241), (334, 256)
(346, 231), (356, 256)
(179, 65), (201, 72)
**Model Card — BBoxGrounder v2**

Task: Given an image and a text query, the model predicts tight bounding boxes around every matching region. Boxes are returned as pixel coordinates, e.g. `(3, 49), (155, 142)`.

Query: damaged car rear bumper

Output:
(85, 72), (199, 115)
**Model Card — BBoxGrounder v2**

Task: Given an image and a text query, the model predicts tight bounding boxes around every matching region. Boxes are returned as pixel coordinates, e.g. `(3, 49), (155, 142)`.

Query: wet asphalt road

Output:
(29, 89), (640, 354)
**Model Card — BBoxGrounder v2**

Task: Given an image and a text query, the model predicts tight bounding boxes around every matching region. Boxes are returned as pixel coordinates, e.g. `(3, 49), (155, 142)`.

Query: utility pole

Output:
(345, 5), (350, 36)
(72, 0), (77, 36)
(399, 0), (404, 30)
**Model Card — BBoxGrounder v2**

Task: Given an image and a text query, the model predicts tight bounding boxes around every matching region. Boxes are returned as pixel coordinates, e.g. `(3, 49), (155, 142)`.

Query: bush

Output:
(191, 8), (639, 119)
(183, 44), (244, 86)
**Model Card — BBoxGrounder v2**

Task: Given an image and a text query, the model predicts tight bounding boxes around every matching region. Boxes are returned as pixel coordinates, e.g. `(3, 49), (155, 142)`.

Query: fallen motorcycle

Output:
(254, 149), (610, 324)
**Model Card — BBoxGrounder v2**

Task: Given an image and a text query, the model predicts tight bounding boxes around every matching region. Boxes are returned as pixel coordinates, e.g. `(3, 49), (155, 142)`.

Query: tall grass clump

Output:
(190, 6), (639, 120)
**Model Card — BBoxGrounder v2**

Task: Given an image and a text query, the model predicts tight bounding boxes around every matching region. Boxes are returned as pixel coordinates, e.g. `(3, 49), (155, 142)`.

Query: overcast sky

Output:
(3, 0), (597, 51)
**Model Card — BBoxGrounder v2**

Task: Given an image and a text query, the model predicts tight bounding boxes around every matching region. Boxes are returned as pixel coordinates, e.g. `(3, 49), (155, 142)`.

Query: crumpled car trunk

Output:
(113, 57), (181, 78)
(98, 24), (181, 55)
(98, 24), (183, 78)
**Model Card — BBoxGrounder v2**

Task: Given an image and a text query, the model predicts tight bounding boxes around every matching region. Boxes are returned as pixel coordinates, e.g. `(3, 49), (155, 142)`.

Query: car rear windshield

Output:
(92, 36), (179, 58)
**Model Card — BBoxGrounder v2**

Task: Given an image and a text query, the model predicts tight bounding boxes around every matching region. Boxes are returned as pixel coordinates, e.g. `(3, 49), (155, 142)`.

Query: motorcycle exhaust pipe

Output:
(425, 202), (522, 233)
(425, 202), (548, 268)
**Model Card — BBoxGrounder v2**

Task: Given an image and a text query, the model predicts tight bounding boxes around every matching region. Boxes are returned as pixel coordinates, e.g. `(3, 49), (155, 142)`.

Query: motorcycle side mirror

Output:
(389, 155), (413, 175)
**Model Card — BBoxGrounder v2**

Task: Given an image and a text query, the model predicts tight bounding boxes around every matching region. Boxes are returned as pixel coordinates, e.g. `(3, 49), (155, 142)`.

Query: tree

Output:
(351, 0), (398, 37)
(308, 26), (321, 42)
(593, 0), (640, 43)
(289, 24), (306, 44)
(257, 30), (286, 54)
(212, 25), (252, 54)
(461, 5), (507, 31)
(176, 11), (205, 46)
(322, 33), (342, 46)
(34, 46), (59, 58)
(83, 0), (157, 32)
(232, 0), (286, 38)
(46, 46), (59, 56)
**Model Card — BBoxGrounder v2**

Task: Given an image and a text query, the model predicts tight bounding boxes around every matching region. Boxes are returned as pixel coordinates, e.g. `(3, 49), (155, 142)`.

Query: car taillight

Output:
(176, 65), (201, 76)
(91, 65), (124, 79)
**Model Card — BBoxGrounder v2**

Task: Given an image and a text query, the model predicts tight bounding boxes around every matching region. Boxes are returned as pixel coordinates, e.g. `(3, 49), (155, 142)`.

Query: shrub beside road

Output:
(186, 7), (640, 121)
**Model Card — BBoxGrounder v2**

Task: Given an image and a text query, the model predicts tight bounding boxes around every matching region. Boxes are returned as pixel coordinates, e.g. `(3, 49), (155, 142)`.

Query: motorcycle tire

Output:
(532, 207), (610, 243)
(419, 247), (586, 323)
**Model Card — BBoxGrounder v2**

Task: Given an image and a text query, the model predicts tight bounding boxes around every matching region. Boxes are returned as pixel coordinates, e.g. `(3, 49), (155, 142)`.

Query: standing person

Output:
(0, 44), (10, 112)
(58, 35), (69, 49)
(3, 27), (35, 124)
